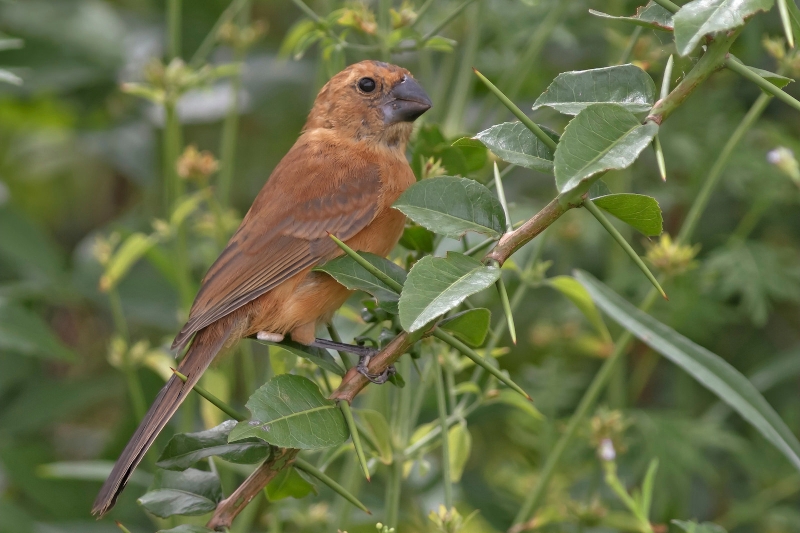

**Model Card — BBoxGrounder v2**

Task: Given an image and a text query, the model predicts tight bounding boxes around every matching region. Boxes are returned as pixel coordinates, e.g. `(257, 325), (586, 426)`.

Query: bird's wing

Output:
(172, 141), (382, 350)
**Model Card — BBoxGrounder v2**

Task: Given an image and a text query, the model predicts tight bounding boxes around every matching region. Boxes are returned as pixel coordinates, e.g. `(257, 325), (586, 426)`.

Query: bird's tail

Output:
(92, 322), (233, 517)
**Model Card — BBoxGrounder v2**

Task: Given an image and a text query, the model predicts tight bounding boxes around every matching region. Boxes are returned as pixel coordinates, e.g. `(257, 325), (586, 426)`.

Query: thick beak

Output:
(382, 75), (432, 124)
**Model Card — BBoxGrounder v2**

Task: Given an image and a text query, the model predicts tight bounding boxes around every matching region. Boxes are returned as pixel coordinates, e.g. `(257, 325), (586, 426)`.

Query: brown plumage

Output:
(93, 60), (431, 517)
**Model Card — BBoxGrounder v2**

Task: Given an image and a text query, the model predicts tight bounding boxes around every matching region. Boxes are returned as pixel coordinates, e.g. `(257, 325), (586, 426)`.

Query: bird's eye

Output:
(357, 77), (376, 93)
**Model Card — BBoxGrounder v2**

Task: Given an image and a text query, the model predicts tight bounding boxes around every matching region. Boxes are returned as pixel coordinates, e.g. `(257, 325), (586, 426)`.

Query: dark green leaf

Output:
(399, 252), (501, 332)
(672, 520), (728, 533)
(533, 65), (657, 115)
(554, 104), (659, 194)
(315, 252), (406, 307)
(470, 122), (556, 172)
(451, 137), (489, 172)
(266, 466), (317, 500)
(393, 177), (507, 239)
(673, 0), (774, 56)
(158, 526), (215, 533)
(230, 374), (349, 449)
(0, 304), (76, 361)
(439, 308), (491, 347)
(587, 179), (612, 199)
(257, 339), (344, 376)
(589, 2), (675, 31)
(157, 420), (271, 470)
(592, 193), (663, 236)
(576, 270), (800, 473)
(399, 225), (435, 252)
(137, 469), (222, 518)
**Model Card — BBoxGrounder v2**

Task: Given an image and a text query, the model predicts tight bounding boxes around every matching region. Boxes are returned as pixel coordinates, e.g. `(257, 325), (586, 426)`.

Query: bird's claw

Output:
(356, 353), (396, 384)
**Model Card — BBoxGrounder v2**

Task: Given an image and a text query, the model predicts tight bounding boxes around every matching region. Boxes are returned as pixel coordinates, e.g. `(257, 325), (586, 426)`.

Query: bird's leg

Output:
(309, 338), (396, 384)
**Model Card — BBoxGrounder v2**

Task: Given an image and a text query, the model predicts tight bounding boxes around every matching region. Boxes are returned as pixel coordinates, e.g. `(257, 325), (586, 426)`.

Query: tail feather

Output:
(92, 324), (232, 517)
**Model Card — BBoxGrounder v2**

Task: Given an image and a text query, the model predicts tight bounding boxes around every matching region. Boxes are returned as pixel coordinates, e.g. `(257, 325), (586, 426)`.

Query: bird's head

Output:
(304, 60), (432, 149)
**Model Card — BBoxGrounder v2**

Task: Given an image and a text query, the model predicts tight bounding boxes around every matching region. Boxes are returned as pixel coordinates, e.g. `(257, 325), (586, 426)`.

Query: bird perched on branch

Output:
(93, 60), (431, 516)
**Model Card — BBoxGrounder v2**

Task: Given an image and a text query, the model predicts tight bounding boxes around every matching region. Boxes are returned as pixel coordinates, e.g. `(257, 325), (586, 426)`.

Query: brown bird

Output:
(93, 60), (431, 516)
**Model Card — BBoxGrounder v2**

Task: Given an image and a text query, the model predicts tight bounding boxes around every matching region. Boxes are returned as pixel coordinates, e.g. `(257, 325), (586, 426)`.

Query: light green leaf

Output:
(546, 276), (611, 342)
(393, 177), (507, 239)
(357, 409), (393, 464)
(589, 2), (675, 31)
(257, 339), (344, 376)
(137, 469), (222, 518)
(399, 252), (501, 332)
(533, 65), (657, 115)
(230, 374), (348, 449)
(672, 520), (728, 533)
(315, 252), (406, 308)
(448, 422), (472, 483)
(266, 467), (317, 500)
(156, 420), (271, 470)
(439, 308), (491, 347)
(746, 65), (794, 89)
(100, 232), (160, 292)
(673, 0), (774, 56)
(592, 193), (663, 236)
(0, 304), (77, 361)
(576, 270), (800, 473)
(470, 122), (556, 172)
(486, 389), (544, 419)
(554, 104), (659, 194)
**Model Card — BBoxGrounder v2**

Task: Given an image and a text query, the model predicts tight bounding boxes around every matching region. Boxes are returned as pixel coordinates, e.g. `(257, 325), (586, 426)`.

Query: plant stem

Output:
(618, 26), (642, 64)
(473, 68), (558, 152)
(329, 234), (403, 292)
(442, 1), (481, 135)
(434, 353), (454, 509)
(486, 197), (567, 264)
(190, 0), (251, 68)
(109, 289), (147, 422)
(651, 0), (680, 13)
(385, 452), (403, 527)
(174, 370), (247, 421)
(583, 199), (667, 299)
(218, 40), (248, 208)
(339, 400), (371, 481)
(167, 0), (182, 60)
(724, 56), (800, 113)
(421, 0), (481, 42)
(294, 457), (371, 514)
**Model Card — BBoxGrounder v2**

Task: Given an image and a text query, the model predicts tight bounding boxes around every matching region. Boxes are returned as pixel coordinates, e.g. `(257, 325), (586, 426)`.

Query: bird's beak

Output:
(382, 75), (432, 124)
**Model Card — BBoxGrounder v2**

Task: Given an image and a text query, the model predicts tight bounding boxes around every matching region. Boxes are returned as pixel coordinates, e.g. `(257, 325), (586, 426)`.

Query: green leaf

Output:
(470, 122), (556, 172)
(230, 374), (349, 449)
(100, 232), (160, 292)
(592, 193), (663, 236)
(673, 0), (774, 56)
(447, 422), (472, 483)
(672, 520), (728, 533)
(37, 461), (152, 487)
(589, 2), (675, 31)
(266, 466), (317, 500)
(399, 225), (436, 252)
(486, 389), (544, 419)
(533, 65), (657, 115)
(587, 179), (612, 199)
(785, 0), (800, 46)
(439, 308), (491, 347)
(0, 304), (77, 361)
(554, 104), (659, 194)
(576, 270), (800, 473)
(393, 177), (507, 239)
(258, 339), (344, 376)
(357, 409), (393, 464)
(0, 206), (64, 282)
(450, 137), (490, 172)
(399, 252), (501, 332)
(156, 420), (271, 470)
(137, 469), (222, 518)
(545, 276), (611, 342)
(315, 252), (407, 309)
(157, 526), (215, 533)
(745, 65), (794, 89)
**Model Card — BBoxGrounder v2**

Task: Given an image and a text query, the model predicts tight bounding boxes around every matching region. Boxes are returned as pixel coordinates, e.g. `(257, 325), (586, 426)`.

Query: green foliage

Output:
(468, 121), (556, 172)
(439, 308), (491, 346)
(266, 467), (317, 500)
(315, 252), (407, 313)
(156, 420), (271, 470)
(230, 374), (349, 449)
(592, 193), (664, 236)
(673, 0), (774, 55)
(589, 2), (675, 31)
(138, 469), (222, 518)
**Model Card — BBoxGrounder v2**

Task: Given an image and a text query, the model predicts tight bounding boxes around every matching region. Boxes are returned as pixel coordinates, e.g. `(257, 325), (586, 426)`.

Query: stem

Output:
(327, 324), (353, 370)
(486, 197), (567, 265)
(190, 0), (251, 68)
(385, 451), (403, 527)
(442, 1), (481, 135)
(434, 353), (454, 509)
(174, 370), (247, 421)
(473, 68), (558, 153)
(420, 0), (481, 42)
(218, 43), (247, 208)
(583, 199), (667, 300)
(294, 457), (371, 514)
(724, 56), (800, 113)
(618, 26), (643, 64)
(778, 0), (796, 48)
(167, 0), (182, 60)
(676, 93), (772, 245)
(650, 0), (680, 13)
(109, 289), (147, 422)
(496, 278), (517, 345)
(433, 329), (530, 399)
(339, 400), (371, 481)
(329, 234), (404, 292)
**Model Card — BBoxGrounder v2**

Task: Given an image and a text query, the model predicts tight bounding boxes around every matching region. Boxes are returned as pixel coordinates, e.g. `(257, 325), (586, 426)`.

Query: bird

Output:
(92, 60), (431, 517)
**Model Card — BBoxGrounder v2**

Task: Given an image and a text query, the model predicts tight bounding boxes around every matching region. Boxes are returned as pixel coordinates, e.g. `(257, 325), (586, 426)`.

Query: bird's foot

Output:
(356, 353), (396, 385)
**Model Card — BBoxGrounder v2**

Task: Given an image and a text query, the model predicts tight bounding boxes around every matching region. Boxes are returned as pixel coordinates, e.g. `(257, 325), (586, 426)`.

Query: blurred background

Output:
(1, 0), (800, 532)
